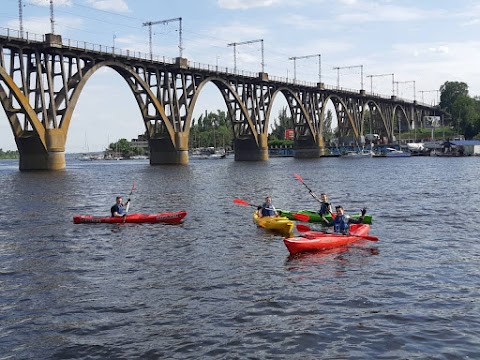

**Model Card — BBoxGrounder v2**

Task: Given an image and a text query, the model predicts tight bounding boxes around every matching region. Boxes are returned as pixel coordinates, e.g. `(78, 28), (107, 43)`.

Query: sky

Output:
(0, 0), (479, 152)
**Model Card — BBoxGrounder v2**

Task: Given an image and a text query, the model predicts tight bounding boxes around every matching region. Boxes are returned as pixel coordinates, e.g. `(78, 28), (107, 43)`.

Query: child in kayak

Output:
(318, 193), (333, 217)
(258, 196), (279, 218)
(322, 205), (367, 234)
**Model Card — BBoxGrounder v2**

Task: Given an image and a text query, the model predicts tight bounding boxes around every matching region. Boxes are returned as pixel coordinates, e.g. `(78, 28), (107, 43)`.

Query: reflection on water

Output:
(1, 156), (479, 359)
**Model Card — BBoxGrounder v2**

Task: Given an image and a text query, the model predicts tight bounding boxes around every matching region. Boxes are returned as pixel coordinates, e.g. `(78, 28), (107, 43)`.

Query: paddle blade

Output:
(296, 224), (312, 232)
(362, 235), (379, 242)
(292, 213), (310, 222)
(233, 199), (257, 207)
(294, 173), (304, 183)
(130, 180), (136, 195)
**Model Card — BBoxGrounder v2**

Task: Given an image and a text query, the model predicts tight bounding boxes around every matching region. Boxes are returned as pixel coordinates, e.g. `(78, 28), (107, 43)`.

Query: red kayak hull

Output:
(284, 224), (371, 255)
(73, 211), (187, 224)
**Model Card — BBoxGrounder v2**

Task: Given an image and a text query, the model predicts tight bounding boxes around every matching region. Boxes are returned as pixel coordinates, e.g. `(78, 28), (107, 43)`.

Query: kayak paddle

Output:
(295, 223), (379, 241)
(294, 173), (322, 203)
(123, 180), (136, 223)
(297, 223), (316, 232)
(292, 213), (310, 222)
(233, 199), (259, 208)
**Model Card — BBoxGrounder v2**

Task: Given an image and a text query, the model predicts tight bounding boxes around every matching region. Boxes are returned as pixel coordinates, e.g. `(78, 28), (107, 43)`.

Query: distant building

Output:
(130, 134), (149, 152)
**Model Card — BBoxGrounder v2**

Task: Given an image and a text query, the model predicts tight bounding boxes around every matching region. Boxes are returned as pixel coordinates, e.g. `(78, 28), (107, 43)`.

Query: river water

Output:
(0, 155), (479, 359)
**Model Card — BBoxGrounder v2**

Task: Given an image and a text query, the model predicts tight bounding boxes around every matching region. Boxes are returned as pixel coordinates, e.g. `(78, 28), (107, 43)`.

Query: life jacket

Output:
(261, 203), (276, 217)
(319, 202), (331, 215)
(333, 215), (350, 234)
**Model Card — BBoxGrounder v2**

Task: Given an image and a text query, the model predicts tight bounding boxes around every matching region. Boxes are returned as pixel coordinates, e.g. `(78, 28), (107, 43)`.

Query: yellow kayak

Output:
(253, 211), (294, 236)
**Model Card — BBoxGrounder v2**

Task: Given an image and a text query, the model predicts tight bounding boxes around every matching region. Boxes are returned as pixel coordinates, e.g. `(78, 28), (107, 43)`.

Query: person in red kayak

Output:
(111, 196), (130, 217)
(258, 196), (279, 218)
(322, 205), (367, 234)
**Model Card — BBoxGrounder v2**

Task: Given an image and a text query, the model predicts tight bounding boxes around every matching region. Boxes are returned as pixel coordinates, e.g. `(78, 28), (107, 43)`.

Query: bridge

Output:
(0, 28), (441, 170)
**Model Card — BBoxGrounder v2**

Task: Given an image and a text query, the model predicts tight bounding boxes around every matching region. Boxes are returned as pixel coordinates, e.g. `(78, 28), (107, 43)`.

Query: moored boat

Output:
(373, 147), (411, 157)
(253, 211), (294, 236)
(341, 149), (374, 158)
(73, 211), (187, 224)
(284, 224), (374, 255)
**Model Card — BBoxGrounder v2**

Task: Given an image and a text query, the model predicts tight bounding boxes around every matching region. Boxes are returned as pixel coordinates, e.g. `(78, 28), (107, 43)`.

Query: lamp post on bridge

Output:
(288, 54), (321, 84)
(50, 0), (55, 34)
(227, 39), (264, 73)
(333, 64), (364, 90)
(366, 73), (394, 96)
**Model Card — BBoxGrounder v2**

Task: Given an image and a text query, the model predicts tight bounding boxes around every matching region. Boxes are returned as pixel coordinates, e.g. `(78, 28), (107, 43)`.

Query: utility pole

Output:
(394, 80), (416, 101)
(227, 39), (264, 73)
(366, 73), (394, 95)
(143, 17), (183, 60)
(333, 64), (363, 90)
(288, 54), (321, 84)
(50, 0), (55, 34)
(418, 89), (439, 105)
(18, 0), (23, 37)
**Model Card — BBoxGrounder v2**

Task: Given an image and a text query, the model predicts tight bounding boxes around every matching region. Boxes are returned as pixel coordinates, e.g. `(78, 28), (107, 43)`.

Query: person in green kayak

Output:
(258, 196), (279, 218)
(322, 205), (367, 234)
(111, 196), (130, 217)
(318, 193), (333, 217)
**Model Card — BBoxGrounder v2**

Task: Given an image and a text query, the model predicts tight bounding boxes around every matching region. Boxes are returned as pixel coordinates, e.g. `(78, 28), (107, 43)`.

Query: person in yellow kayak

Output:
(322, 205), (367, 234)
(257, 196), (279, 218)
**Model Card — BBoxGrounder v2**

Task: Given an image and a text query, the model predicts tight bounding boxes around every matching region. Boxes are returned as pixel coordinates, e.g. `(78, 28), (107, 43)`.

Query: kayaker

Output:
(258, 196), (278, 218)
(111, 196), (130, 217)
(322, 205), (367, 234)
(318, 193), (333, 217)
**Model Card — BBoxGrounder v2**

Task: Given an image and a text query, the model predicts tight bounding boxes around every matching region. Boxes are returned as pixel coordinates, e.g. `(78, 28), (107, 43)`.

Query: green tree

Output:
(322, 109), (334, 145)
(270, 107), (292, 140)
(440, 81), (469, 117)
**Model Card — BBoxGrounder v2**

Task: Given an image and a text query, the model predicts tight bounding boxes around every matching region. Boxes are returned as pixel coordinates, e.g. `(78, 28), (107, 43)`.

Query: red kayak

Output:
(73, 211), (187, 224)
(284, 224), (375, 255)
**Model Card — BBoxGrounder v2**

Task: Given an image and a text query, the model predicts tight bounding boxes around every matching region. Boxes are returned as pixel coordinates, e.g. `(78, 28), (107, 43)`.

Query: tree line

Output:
(440, 81), (480, 139)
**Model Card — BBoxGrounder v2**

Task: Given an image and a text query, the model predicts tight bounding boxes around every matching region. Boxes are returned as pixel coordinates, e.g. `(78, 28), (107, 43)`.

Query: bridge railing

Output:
(0, 26), (428, 106)
(187, 61), (258, 78)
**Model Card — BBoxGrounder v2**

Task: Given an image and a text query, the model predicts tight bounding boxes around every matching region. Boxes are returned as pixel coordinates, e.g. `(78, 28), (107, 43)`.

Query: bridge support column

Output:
(294, 135), (321, 159)
(234, 134), (268, 161)
(16, 129), (66, 171)
(149, 132), (189, 165)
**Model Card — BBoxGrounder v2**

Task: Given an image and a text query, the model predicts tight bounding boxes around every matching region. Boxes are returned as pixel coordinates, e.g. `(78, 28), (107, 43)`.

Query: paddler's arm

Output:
(349, 208), (367, 224)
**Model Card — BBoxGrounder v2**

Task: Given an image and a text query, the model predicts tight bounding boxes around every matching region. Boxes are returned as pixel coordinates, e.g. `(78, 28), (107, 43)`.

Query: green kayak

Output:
(277, 209), (373, 225)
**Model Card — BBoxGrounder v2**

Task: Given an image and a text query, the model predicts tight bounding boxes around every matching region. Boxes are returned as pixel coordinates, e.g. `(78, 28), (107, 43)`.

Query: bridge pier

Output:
(149, 132), (189, 165)
(294, 135), (321, 159)
(17, 129), (66, 171)
(234, 135), (269, 161)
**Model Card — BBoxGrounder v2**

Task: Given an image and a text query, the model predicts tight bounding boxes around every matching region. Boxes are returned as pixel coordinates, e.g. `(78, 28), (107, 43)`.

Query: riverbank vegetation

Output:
(0, 149), (19, 159)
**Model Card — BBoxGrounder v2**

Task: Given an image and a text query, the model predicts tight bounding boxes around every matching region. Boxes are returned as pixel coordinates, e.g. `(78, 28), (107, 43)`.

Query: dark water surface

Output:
(0, 156), (479, 359)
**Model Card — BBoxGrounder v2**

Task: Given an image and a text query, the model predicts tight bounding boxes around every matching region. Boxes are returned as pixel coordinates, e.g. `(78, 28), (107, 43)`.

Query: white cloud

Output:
(7, 16), (83, 36)
(86, 0), (129, 12)
(31, 0), (72, 6)
(337, 3), (432, 23)
(217, 0), (281, 10)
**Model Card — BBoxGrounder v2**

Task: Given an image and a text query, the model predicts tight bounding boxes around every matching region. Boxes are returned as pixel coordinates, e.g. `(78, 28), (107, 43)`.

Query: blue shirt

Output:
(111, 203), (124, 216)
